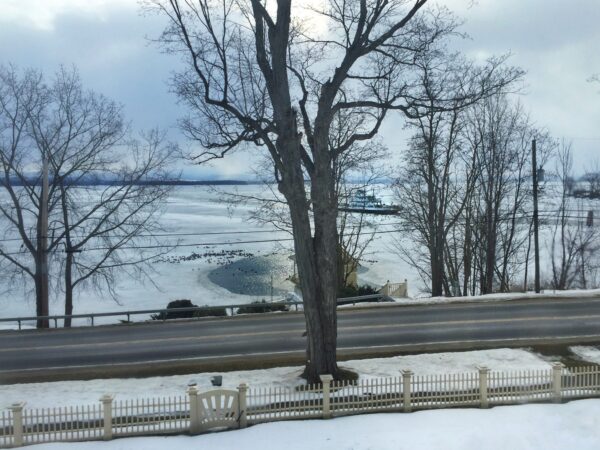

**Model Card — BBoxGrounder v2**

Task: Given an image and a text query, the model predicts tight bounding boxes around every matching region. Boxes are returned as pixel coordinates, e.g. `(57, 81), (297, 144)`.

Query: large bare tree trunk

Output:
(64, 251), (74, 328)
(34, 255), (49, 329)
(309, 164), (340, 380)
(35, 201), (49, 328)
(463, 213), (472, 295)
(281, 192), (340, 380)
(430, 227), (445, 297)
(481, 183), (497, 294)
(278, 138), (340, 382)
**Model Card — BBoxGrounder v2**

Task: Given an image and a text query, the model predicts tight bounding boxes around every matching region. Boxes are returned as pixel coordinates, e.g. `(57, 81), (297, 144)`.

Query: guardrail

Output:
(0, 294), (393, 330)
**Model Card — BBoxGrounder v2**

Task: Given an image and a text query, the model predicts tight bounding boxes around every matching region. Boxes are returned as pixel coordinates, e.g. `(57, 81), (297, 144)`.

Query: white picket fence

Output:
(379, 280), (408, 298)
(2, 364), (600, 448)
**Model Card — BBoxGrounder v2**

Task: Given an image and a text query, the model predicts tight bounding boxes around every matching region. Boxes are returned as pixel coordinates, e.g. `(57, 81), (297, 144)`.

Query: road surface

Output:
(2, 297), (600, 383)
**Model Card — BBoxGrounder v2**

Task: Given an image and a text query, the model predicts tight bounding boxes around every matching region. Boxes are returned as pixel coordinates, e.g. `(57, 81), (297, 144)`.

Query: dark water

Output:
(207, 255), (290, 296)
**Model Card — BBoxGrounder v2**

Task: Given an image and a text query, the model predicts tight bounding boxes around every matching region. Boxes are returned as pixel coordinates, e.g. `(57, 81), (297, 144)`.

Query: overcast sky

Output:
(1, 0), (599, 178)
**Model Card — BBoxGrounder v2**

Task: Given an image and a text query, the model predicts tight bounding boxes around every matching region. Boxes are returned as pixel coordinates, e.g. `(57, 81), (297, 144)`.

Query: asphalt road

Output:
(2, 297), (600, 383)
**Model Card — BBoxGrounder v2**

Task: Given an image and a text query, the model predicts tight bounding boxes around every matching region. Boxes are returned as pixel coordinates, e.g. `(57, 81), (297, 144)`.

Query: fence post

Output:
(188, 386), (201, 435)
(383, 281), (390, 296)
(320, 375), (333, 419)
(552, 362), (564, 403)
(99, 395), (114, 440)
(478, 366), (490, 409)
(238, 383), (248, 428)
(402, 370), (413, 412)
(10, 403), (25, 447)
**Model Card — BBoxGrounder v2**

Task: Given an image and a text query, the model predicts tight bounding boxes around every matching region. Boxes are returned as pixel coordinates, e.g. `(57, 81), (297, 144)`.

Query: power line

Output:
(0, 221), (407, 243)
(1, 208), (598, 244)
(0, 208), (597, 256)
(2, 212), (597, 258)
(0, 227), (417, 256)
(0, 228), (290, 243)
(0, 211), (595, 246)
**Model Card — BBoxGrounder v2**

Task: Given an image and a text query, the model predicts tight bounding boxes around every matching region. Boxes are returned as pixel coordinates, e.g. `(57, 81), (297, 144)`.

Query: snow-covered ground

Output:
(27, 400), (600, 450)
(570, 345), (600, 364)
(387, 288), (600, 307)
(0, 348), (552, 410)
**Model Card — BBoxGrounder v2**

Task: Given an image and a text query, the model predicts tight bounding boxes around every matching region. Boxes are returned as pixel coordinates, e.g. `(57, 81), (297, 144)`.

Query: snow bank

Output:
(0, 348), (551, 410)
(345, 348), (550, 379)
(0, 324), (35, 331)
(570, 345), (600, 364)
(388, 288), (600, 306)
(27, 400), (600, 450)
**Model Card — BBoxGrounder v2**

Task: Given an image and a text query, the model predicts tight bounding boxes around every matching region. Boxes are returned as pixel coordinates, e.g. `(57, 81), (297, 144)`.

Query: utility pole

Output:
(38, 153), (50, 328)
(532, 139), (541, 293)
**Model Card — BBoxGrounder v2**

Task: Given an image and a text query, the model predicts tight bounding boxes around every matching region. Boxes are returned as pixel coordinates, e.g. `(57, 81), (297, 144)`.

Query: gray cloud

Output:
(450, 0), (600, 170)
(0, 0), (599, 177)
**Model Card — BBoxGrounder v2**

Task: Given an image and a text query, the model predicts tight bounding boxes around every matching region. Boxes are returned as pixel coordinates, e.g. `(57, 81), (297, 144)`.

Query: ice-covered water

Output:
(208, 253), (295, 297)
(0, 185), (412, 325)
(4, 182), (594, 326)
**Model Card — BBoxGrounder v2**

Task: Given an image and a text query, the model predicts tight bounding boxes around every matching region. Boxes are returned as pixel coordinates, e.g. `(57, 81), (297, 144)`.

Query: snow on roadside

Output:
(390, 288), (600, 305)
(0, 324), (35, 331)
(0, 348), (551, 410)
(339, 288), (600, 312)
(570, 345), (600, 364)
(345, 348), (550, 379)
(3, 286), (599, 330)
(27, 400), (600, 450)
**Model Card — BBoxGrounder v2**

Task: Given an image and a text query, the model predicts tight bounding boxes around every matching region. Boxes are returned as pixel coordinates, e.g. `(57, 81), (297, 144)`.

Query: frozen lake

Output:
(2, 183), (598, 327)
(0, 185), (412, 325)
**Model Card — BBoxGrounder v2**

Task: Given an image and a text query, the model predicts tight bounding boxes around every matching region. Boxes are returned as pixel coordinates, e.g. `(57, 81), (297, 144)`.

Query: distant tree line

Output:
(2, 177), (255, 187)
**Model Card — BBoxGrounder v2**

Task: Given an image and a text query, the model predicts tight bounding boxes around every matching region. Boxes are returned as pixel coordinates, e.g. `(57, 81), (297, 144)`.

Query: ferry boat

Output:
(339, 189), (399, 215)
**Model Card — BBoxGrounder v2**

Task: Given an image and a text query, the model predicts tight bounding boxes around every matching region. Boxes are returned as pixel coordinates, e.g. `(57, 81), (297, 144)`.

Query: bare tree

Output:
(582, 160), (600, 198)
(148, 0), (520, 381)
(577, 223), (600, 289)
(549, 143), (598, 290)
(396, 87), (554, 297)
(0, 66), (65, 327)
(550, 143), (579, 289)
(55, 130), (172, 327)
(219, 124), (389, 294)
(0, 66), (172, 327)
(393, 50), (510, 296)
(335, 143), (389, 291)
(463, 96), (551, 294)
